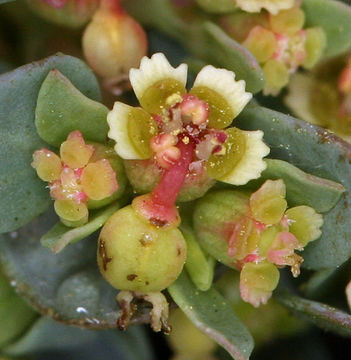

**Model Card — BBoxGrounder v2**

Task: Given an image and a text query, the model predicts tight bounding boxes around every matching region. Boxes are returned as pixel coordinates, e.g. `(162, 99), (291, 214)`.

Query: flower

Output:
(285, 54), (351, 142)
(220, 5), (326, 95)
(107, 53), (269, 226)
(193, 180), (323, 307)
(32, 130), (120, 227)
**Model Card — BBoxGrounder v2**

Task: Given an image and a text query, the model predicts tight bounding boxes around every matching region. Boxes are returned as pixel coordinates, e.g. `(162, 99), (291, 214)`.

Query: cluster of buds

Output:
(194, 179), (323, 307)
(32, 130), (120, 227)
(220, 3), (326, 95)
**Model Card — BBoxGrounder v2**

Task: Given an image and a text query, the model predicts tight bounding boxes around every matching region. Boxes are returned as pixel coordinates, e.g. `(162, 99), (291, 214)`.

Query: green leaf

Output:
(244, 159), (345, 213)
(197, 22), (264, 94)
(275, 291), (351, 337)
(4, 317), (155, 360)
(0, 268), (37, 348)
(123, 0), (264, 94)
(195, 0), (237, 13)
(41, 202), (123, 254)
(180, 225), (215, 292)
(0, 0), (15, 3)
(168, 271), (254, 360)
(35, 70), (109, 147)
(0, 53), (101, 234)
(0, 211), (120, 329)
(235, 104), (351, 270)
(303, 0), (351, 57)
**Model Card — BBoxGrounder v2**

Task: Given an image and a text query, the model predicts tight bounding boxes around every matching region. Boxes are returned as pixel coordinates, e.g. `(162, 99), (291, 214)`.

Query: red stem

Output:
(99, 0), (124, 14)
(151, 140), (194, 208)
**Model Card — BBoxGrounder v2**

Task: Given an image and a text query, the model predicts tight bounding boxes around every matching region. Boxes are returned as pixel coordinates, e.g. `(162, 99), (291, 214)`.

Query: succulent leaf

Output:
(168, 271), (254, 360)
(0, 53), (101, 234)
(35, 70), (109, 147)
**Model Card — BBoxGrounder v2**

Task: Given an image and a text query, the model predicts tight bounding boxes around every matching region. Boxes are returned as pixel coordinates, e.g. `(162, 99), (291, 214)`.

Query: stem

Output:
(151, 140), (194, 208)
(99, 0), (124, 14)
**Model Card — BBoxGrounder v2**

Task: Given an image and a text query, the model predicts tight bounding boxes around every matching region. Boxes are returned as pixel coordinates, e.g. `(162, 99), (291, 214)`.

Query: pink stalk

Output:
(132, 139), (195, 227)
(151, 139), (194, 208)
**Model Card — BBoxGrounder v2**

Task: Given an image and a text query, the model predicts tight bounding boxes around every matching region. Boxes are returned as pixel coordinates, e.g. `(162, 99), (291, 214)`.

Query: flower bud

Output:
(27, 0), (99, 28)
(82, 0), (147, 79)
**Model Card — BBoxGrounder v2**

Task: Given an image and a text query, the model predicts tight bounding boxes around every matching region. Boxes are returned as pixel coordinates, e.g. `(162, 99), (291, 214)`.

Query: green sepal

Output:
(35, 69), (109, 147)
(275, 290), (351, 337)
(41, 201), (123, 254)
(168, 271), (254, 360)
(180, 225), (215, 292)
(0, 53), (101, 234)
(303, 0), (351, 57)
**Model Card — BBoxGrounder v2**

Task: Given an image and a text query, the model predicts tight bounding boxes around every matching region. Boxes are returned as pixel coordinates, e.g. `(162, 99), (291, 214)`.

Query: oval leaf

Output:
(0, 53), (101, 234)
(0, 268), (37, 348)
(168, 271), (254, 360)
(235, 104), (351, 270)
(180, 225), (215, 292)
(35, 69), (108, 147)
(0, 210), (120, 329)
(41, 202), (123, 254)
(275, 291), (351, 337)
(303, 0), (351, 57)
(4, 317), (155, 360)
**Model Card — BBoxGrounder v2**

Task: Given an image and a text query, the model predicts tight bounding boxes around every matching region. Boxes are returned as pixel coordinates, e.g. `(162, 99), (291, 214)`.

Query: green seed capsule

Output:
(97, 205), (187, 292)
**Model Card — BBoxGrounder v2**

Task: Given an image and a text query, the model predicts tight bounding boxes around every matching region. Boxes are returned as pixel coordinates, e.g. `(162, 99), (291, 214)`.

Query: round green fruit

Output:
(97, 206), (187, 292)
(193, 190), (250, 267)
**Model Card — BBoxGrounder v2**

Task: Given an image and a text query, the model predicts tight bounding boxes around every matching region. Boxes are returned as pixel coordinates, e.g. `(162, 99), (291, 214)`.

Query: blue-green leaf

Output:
(0, 53), (101, 234)
(275, 291), (351, 337)
(168, 271), (254, 360)
(0, 211), (119, 328)
(235, 104), (351, 270)
(303, 0), (351, 57)
(35, 69), (108, 147)
(3, 317), (155, 360)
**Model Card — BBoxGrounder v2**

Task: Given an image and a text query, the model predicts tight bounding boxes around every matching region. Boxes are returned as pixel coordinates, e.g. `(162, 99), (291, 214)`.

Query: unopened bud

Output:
(82, 0), (147, 79)
(27, 0), (99, 28)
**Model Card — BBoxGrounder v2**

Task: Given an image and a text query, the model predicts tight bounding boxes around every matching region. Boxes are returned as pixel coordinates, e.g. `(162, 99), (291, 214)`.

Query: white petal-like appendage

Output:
(107, 102), (143, 160)
(236, 0), (294, 15)
(192, 65), (252, 119)
(129, 52), (188, 102)
(220, 130), (270, 185)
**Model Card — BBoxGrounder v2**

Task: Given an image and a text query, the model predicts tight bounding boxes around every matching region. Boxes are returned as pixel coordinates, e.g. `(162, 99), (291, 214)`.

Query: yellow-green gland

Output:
(97, 205), (187, 292)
